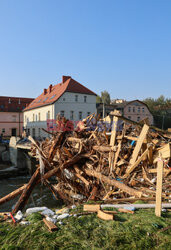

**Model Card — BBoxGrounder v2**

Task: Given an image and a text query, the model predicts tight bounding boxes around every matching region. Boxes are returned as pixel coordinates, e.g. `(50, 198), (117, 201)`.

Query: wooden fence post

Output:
(155, 158), (163, 217)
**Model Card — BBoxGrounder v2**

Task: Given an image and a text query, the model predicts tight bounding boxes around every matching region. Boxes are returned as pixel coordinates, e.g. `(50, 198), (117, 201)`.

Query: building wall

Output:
(0, 112), (23, 137)
(54, 92), (96, 121)
(24, 92), (96, 138)
(124, 101), (153, 125)
(23, 104), (55, 138)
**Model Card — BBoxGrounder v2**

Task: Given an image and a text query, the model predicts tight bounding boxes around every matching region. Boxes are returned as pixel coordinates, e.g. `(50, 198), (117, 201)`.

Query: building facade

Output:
(23, 76), (97, 138)
(0, 96), (34, 137)
(122, 100), (153, 124)
(96, 103), (117, 118)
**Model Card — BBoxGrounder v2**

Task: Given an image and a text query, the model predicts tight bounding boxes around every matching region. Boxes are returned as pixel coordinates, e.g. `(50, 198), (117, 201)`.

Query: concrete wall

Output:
(124, 101), (153, 125)
(0, 112), (23, 137)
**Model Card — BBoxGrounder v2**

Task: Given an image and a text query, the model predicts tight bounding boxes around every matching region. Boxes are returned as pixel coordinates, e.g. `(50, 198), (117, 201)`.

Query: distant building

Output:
(111, 99), (126, 104)
(97, 99), (153, 125)
(23, 76), (97, 138)
(116, 100), (154, 125)
(0, 96), (34, 137)
(96, 103), (117, 118)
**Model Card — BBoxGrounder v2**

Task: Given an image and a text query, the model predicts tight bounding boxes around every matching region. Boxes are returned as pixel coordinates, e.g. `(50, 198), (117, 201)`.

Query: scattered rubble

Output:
(0, 112), (170, 222)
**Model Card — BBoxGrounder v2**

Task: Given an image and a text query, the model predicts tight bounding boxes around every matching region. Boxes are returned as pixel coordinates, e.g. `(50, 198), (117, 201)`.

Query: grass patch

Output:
(0, 209), (170, 249)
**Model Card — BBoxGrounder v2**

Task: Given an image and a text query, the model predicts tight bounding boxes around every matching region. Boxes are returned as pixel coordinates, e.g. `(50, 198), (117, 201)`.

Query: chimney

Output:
(48, 84), (53, 93)
(62, 75), (71, 83)
(44, 89), (47, 95)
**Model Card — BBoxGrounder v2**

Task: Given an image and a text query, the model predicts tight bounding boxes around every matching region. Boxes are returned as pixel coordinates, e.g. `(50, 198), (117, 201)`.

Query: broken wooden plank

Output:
(93, 145), (111, 152)
(124, 146), (150, 177)
(0, 184), (27, 206)
(153, 143), (171, 163)
(113, 140), (122, 170)
(74, 165), (89, 187)
(84, 168), (142, 198)
(148, 168), (170, 174)
(12, 168), (41, 214)
(129, 124), (149, 166)
(43, 218), (58, 232)
(118, 208), (134, 214)
(155, 159), (163, 217)
(97, 209), (114, 220)
(83, 204), (100, 212)
(109, 114), (119, 172)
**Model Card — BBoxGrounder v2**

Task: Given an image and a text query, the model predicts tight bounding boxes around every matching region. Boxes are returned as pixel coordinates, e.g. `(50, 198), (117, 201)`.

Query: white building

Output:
(23, 76), (97, 138)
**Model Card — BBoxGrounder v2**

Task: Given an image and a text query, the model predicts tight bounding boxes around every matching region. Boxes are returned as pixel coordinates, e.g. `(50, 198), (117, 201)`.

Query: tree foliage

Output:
(143, 95), (171, 129)
(96, 95), (102, 103)
(96, 91), (111, 104)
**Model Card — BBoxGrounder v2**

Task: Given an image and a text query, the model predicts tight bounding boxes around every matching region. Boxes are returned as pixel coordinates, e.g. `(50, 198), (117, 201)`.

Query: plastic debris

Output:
(26, 207), (47, 214)
(41, 208), (55, 216)
(46, 216), (57, 224)
(57, 213), (69, 220)
(15, 210), (23, 221)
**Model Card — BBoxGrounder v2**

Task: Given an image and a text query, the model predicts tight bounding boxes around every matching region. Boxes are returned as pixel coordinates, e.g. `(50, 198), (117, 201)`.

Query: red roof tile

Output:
(0, 96), (34, 112)
(24, 76), (96, 111)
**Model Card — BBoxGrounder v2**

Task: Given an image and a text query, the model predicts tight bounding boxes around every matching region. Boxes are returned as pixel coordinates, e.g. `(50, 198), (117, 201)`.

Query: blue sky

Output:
(0, 0), (170, 100)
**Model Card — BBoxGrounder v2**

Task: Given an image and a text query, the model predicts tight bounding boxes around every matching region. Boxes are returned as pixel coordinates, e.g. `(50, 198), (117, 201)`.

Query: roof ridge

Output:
(24, 76), (96, 111)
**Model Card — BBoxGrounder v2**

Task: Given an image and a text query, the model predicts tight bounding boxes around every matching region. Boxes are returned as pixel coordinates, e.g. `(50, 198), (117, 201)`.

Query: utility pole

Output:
(102, 101), (105, 119)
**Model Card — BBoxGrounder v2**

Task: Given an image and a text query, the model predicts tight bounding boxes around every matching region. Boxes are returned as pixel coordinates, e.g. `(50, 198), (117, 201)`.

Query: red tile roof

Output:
(0, 96), (34, 112)
(24, 76), (97, 111)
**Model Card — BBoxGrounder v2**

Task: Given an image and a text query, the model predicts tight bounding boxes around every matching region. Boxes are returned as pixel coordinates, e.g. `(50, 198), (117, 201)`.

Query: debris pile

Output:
(0, 112), (170, 215)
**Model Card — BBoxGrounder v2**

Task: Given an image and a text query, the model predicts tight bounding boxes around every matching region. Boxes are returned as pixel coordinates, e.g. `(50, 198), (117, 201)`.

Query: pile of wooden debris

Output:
(0, 112), (170, 215)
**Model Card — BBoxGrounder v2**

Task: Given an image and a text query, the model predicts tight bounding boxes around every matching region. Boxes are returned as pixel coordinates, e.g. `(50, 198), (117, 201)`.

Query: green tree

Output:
(143, 95), (171, 130)
(101, 91), (111, 104)
(96, 95), (102, 103)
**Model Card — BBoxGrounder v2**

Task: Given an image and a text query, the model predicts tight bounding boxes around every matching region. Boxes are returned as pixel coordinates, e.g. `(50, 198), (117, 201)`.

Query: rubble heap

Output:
(0, 112), (170, 214)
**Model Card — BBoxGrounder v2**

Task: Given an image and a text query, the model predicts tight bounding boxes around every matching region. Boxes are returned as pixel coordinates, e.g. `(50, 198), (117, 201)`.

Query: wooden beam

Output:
(84, 168), (142, 198)
(109, 112), (171, 135)
(129, 124), (149, 166)
(125, 147), (150, 177)
(109, 115), (119, 172)
(148, 168), (170, 174)
(12, 168), (41, 214)
(148, 146), (153, 165)
(113, 140), (122, 170)
(0, 184), (27, 206)
(155, 159), (163, 217)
